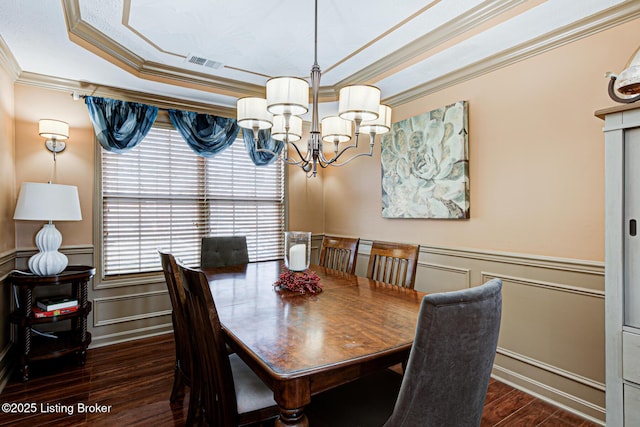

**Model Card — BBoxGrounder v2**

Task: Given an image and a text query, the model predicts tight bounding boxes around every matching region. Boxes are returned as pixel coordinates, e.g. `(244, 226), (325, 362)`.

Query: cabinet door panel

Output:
(624, 128), (640, 328)
(624, 384), (640, 426)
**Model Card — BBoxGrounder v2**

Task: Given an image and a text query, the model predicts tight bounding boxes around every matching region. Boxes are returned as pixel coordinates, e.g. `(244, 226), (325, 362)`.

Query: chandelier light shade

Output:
(360, 104), (392, 136)
(272, 115), (303, 142)
(607, 45), (640, 104)
(338, 85), (381, 123)
(236, 0), (392, 177)
(14, 182), (82, 275)
(266, 77), (310, 116)
(237, 97), (273, 137)
(321, 116), (352, 144)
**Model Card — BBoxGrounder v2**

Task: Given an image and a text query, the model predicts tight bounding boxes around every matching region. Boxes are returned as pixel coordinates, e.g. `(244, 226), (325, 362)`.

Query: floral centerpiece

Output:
(274, 267), (322, 295)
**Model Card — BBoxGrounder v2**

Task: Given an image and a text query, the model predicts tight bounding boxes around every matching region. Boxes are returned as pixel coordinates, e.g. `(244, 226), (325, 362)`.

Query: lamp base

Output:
(28, 223), (68, 276)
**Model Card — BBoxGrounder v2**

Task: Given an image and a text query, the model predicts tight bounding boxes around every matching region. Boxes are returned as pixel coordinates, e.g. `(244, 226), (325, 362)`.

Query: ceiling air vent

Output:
(186, 54), (223, 69)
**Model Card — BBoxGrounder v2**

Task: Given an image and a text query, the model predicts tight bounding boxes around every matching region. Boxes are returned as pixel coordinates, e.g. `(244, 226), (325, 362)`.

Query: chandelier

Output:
(236, 0), (392, 177)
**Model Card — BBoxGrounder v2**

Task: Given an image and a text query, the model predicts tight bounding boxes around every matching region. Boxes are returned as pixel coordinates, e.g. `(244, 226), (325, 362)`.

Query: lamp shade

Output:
(14, 182), (82, 221)
(39, 119), (69, 140)
(266, 77), (309, 116)
(272, 115), (303, 142)
(338, 85), (381, 122)
(237, 97), (273, 131)
(360, 104), (392, 136)
(321, 116), (352, 144)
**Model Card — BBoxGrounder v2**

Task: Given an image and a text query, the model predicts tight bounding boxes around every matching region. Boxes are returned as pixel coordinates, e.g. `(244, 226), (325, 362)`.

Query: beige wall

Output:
(286, 163), (324, 233)
(0, 40), (16, 390)
(319, 18), (640, 263)
(13, 85), (94, 249)
(0, 53), (15, 254)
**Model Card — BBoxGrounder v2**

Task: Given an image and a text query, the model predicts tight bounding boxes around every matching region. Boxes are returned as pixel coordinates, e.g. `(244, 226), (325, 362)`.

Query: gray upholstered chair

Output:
(200, 236), (249, 268)
(307, 278), (503, 427)
(384, 278), (502, 426)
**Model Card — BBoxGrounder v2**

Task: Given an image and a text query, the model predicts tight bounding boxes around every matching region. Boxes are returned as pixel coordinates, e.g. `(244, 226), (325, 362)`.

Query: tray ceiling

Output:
(0, 0), (637, 114)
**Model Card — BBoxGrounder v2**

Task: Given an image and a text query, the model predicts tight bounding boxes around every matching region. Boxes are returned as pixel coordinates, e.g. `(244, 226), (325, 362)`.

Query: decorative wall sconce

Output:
(607, 45), (640, 104)
(39, 119), (69, 160)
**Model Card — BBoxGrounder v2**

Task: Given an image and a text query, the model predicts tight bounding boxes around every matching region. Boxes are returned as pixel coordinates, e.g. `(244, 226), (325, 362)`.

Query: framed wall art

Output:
(380, 100), (469, 219)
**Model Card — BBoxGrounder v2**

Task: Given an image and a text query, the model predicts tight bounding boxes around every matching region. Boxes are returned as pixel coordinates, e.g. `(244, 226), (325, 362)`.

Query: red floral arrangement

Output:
(274, 267), (323, 295)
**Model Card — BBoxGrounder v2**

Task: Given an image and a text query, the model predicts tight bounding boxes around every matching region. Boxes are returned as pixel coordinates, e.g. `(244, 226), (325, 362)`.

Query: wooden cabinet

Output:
(6, 265), (94, 381)
(598, 104), (640, 426)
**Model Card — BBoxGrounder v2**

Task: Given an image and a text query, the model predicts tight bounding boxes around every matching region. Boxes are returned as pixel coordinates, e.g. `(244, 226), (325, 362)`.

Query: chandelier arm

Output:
(322, 142), (375, 167)
(288, 139), (311, 163)
(324, 132), (363, 163)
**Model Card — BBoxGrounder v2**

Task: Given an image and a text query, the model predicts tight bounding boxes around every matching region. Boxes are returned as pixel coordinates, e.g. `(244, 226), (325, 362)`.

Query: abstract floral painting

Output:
(380, 100), (469, 219)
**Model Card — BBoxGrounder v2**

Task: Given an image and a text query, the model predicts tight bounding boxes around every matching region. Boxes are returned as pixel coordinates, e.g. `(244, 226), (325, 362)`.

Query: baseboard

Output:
(492, 365), (605, 425)
(89, 323), (173, 349)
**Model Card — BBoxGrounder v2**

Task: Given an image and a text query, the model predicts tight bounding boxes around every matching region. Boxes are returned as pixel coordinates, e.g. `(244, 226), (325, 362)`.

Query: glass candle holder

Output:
(284, 231), (311, 271)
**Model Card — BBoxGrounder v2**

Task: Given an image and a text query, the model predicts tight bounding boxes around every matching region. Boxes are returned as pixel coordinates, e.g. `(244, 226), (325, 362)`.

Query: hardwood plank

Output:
(495, 399), (556, 426)
(481, 389), (536, 426)
(0, 334), (599, 426)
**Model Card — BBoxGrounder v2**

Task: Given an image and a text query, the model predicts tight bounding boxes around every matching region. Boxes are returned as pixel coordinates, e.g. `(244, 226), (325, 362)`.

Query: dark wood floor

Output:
(0, 334), (600, 426)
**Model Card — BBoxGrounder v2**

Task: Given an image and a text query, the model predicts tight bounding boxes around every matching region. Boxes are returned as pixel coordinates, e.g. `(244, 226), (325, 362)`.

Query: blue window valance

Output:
(85, 96), (158, 153)
(85, 96), (284, 167)
(168, 110), (239, 158)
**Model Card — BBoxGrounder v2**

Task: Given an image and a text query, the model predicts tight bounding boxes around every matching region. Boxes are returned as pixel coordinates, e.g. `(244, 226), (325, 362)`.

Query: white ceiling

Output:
(0, 0), (636, 115)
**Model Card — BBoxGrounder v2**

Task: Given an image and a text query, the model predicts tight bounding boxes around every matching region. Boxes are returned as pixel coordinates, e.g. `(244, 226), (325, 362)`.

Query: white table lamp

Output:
(14, 182), (82, 275)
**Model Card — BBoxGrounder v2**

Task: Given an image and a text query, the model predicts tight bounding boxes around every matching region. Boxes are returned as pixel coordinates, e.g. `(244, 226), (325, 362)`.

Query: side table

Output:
(5, 265), (95, 381)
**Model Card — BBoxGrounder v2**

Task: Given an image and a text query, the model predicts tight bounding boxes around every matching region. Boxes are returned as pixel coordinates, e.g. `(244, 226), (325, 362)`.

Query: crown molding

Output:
(18, 1), (640, 111)
(0, 34), (21, 81)
(338, 0), (529, 88)
(62, 0), (264, 99)
(14, 71), (236, 117)
(385, 0), (640, 106)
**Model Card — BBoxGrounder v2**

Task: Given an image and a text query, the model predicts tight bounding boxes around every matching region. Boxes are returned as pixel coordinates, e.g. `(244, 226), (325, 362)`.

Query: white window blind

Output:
(101, 126), (284, 276)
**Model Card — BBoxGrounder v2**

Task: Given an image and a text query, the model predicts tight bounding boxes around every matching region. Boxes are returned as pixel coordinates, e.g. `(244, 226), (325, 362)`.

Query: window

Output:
(101, 125), (284, 276)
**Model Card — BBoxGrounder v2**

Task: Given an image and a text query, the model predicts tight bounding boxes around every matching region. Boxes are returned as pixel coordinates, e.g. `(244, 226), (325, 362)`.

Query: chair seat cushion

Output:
(230, 353), (277, 414)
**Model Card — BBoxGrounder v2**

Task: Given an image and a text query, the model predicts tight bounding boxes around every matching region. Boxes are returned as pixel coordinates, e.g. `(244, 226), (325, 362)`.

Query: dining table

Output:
(202, 260), (425, 427)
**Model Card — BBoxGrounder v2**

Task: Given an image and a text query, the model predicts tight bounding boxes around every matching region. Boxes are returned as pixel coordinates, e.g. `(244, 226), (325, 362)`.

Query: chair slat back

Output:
(158, 250), (191, 380)
(366, 241), (419, 289)
(319, 236), (360, 274)
(178, 262), (238, 426)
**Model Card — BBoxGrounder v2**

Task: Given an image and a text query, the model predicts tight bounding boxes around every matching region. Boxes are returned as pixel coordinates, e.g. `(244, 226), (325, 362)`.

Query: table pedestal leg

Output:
(275, 407), (308, 427)
(274, 379), (310, 427)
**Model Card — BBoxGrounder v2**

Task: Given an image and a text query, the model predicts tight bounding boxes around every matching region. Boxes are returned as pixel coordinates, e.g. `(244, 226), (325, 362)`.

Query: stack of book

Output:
(33, 295), (79, 318)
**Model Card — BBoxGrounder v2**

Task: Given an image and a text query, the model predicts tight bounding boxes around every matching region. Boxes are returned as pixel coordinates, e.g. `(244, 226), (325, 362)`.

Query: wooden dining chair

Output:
(366, 241), (420, 289)
(158, 250), (198, 425)
(200, 235), (249, 268)
(318, 235), (360, 274)
(176, 261), (279, 426)
(307, 278), (503, 427)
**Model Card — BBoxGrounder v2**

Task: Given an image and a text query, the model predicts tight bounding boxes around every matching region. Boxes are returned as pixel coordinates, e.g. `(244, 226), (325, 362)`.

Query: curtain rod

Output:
(69, 91), (235, 117)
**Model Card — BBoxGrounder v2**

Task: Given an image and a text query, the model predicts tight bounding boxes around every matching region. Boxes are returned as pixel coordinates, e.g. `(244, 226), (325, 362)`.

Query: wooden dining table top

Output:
(202, 260), (425, 426)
